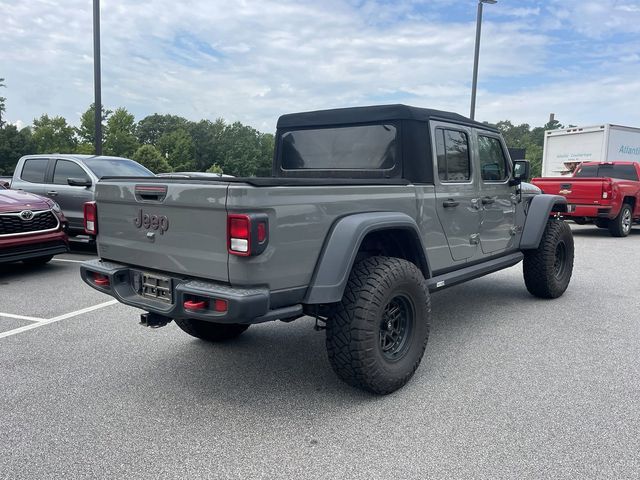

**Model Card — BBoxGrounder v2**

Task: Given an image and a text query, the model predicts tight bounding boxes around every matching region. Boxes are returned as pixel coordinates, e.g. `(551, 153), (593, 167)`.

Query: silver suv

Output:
(12, 155), (153, 235)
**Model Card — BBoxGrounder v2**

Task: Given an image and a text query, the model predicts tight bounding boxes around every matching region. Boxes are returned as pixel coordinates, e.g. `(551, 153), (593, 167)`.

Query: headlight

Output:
(51, 202), (62, 213)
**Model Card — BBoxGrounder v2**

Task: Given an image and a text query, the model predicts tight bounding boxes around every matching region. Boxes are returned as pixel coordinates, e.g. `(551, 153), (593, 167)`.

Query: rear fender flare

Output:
(520, 194), (568, 250)
(304, 212), (429, 304)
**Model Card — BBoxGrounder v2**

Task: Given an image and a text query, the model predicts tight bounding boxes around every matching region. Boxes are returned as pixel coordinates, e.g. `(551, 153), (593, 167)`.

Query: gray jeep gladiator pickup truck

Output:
(80, 104), (573, 394)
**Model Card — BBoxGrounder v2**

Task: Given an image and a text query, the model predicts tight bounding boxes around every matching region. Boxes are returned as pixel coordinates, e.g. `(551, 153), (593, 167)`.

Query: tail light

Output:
(227, 213), (269, 256)
(84, 201), (98, 234)
(602, 179), (613, 200)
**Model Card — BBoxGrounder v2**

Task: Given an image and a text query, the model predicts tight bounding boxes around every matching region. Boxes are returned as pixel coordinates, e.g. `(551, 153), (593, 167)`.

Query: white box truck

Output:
(542, 124), (640, 177)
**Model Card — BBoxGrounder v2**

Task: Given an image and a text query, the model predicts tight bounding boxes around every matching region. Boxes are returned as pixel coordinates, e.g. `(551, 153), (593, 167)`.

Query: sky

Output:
(1, 0), (640, 133)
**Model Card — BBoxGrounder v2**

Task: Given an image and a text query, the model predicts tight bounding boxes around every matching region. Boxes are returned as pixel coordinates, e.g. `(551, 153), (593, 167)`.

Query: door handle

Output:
(481, 196), (495, 205)
(47, 191), (58, 196)
(442, 199), (460, 208)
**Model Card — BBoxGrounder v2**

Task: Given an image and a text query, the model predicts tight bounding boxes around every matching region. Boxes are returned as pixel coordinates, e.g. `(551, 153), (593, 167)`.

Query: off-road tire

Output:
(608, 204), (633, 237)
(326, 256), (431, 394)
(22, 255), (53, 266)
(523, 219), (574, 299)
(594, 218), (609, 229)
(174, 319), (249, 342)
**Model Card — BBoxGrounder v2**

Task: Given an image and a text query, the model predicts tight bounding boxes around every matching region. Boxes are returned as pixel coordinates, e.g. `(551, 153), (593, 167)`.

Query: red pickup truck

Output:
(532, 162), (640, 237)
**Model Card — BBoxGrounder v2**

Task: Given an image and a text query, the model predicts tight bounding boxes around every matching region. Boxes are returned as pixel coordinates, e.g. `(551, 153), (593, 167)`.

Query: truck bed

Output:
(94, 177), (424, 299)
(532, 177), (609, 204)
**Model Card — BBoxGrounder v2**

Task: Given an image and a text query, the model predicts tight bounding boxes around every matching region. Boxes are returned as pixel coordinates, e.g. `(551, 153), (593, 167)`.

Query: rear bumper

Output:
(564, 204), (613, 218)
(0, 231), (69, 263)
(80, 259), (302, 324)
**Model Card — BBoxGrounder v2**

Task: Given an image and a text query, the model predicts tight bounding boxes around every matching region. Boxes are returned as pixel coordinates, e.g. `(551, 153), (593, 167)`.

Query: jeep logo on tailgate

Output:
(134, 208), (169, 234)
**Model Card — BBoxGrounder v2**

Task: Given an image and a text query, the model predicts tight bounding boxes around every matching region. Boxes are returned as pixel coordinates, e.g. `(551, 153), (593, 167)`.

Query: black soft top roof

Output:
(277, 104), (497, 132)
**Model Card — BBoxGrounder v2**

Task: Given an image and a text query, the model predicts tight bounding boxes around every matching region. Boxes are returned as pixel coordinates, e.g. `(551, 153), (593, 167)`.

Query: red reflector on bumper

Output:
(93, 273), (110, 287)
(184, 300), (208, 310)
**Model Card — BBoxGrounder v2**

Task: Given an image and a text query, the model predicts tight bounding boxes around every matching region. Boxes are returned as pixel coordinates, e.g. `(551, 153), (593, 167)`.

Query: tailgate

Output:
(533, 177), (605, 203)
(95, 180), (230, 282)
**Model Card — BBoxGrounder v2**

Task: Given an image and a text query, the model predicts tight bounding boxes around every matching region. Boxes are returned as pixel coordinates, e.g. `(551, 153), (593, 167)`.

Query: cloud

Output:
(0, 0), (639, 134)
(497, 7), (541, 18)
(546, 0), (640, 38)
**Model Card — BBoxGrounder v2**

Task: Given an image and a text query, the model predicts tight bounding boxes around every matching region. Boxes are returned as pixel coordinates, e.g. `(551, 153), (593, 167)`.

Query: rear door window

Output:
(53, 160), (90, 185)
(21, 158), (49, 183)
(478, 135), (509, 181)
(435, 129), (471, 182)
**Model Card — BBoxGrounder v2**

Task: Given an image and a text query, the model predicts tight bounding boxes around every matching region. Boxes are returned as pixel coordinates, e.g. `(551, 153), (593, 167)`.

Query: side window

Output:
(21, 159), (49, 183)
(478, 135), (509, 181)
(53, 160), (89, 185)
(436, 128), (471, 182)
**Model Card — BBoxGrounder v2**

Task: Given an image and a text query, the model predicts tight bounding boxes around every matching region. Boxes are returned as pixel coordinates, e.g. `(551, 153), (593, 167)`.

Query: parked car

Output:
(81, 104), (572, 394)
(11, 155), (154, 236)
(0, 183), (69, 265)
(532, 161), (640, 237)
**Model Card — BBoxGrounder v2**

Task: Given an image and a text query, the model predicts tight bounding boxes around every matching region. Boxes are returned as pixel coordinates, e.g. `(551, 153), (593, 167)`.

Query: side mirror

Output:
(510, 160), (530, 186)
(67, 177), (92, 187)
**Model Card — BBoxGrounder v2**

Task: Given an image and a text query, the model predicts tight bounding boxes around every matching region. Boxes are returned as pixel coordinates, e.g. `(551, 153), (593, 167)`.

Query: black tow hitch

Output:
(140, 312), (172, 328)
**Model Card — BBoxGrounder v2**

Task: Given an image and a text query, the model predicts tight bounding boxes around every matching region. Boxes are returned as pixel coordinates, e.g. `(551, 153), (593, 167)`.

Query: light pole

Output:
(470, 0), (497, 120)
(93, 0), (103, 155)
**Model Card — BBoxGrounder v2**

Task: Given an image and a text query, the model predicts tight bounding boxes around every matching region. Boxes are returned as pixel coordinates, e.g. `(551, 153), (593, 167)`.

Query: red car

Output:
(0, 184), (69, 265)
(532, 161), (640, 237)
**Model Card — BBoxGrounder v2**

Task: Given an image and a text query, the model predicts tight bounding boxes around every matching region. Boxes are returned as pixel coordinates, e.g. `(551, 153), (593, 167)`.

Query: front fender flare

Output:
(520, 194), (568, 250)
(304, 212), (428, 304)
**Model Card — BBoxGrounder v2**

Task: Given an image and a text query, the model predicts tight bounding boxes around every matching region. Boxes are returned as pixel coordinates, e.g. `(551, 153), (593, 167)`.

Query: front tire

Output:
(174, 319), (249, 342)
(608, 204), (633, 237)
(523, 219), (574, 299)
(326, 256), (431, 394)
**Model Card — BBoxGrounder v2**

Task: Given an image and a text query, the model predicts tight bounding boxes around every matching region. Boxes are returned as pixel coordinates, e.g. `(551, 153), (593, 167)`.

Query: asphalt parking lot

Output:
(1, 225), (639, 479)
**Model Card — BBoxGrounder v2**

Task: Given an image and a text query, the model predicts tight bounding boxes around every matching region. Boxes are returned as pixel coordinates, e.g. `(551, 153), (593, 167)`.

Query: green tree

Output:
(493, 116), (568, 178)
(75, 142), (96, 154)
(217, 122), (273, 176)
(157, 128), (196, 171)
(256, 132), (274, 176)
(32, 114), (77, 153)
(104, 107), (139, 157)
(0, 77), (6, 127)
(187, 118), (226, 171)
(206, 163), (224, 174)
(76, 103), (112, 145)
(136, 114), (189, 145)
(0, 125), (34, 175)
(132, 144), (172, 173)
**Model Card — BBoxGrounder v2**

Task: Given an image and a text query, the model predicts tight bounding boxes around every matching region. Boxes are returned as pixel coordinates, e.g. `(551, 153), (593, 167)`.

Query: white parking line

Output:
(0, 300), (118, 339)
(51, 258), (89, 264)
(0, 312), (45, 322)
